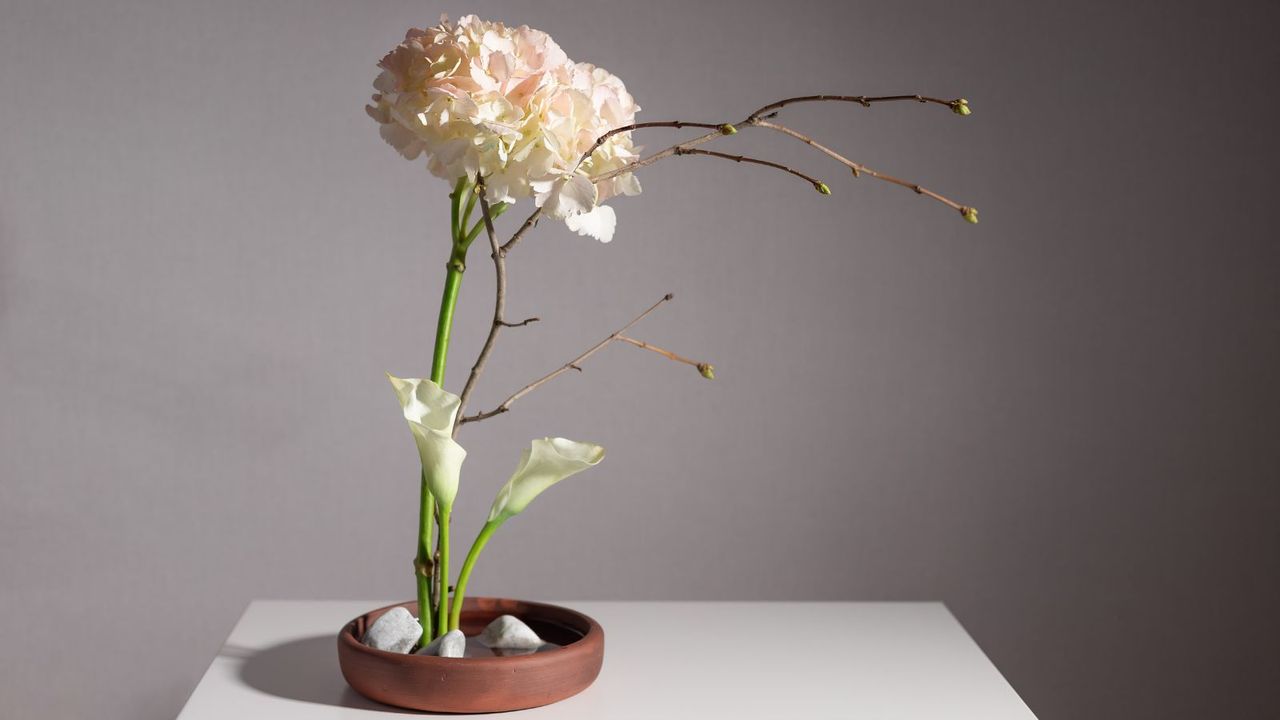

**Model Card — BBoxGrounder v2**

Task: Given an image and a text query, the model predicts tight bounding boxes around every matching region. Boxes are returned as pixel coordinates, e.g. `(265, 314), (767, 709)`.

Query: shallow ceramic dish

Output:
(337, 596), (604, 713)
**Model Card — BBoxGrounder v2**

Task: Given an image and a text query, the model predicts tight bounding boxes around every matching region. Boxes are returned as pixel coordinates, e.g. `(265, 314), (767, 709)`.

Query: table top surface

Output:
(177, 600), (1036, 719)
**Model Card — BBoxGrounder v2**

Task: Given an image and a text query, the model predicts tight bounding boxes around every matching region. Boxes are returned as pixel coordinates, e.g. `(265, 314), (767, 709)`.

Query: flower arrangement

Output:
(364, 14), (977, 653)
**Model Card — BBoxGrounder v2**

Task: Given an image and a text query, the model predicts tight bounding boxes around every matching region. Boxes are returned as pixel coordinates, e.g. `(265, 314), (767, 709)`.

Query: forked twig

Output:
(586, 93), (964, 181)
(499, 317), (539, 328)
(750, 118), (974, 218)
(498, 206), (543, 255)
(454, 176), (515, 432)
(574, 121), (730, 174)
(589, 127), (728, 185)
(460, 294), (677, 424)
(458, 91), (975, 425)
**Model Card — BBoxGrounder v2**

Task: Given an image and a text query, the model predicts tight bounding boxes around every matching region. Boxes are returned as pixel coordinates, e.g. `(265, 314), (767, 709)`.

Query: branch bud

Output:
(850, 166), (861, 178)
(719, 124), (738, 135)
(960, 206), (979, 224)
(815, 182), (832, 195)
(951, 98), (971, 116)
(697, 363), (716, 380)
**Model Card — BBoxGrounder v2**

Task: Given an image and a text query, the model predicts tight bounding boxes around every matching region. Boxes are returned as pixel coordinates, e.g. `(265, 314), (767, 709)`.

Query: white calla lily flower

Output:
(487, 437), (605, 522)
(387, 374), (467, 509)
(450, 437), (605, 630)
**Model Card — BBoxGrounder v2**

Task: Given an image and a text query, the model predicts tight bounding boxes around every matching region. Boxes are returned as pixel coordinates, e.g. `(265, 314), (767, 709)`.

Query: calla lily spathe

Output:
(448, 436), (606, 630)
(387, 374), (467, 509)
(487, 437), (605, 522)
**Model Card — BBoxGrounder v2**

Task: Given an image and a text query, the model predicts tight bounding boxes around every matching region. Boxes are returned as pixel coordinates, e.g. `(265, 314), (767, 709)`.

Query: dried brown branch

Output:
(574, 121), (730, 174)
(505, 122), (732, 254)
(673, 147), (830, 194)
(454, 92), (972, 430)
(616, 334), (715, 380)
(746, 94), (967, 120)
(591, 130), (726, 185)
(459, 294), (675, 425)
(498, 317), (539, 328)
(750, 118), (975, 219)
(453, 176), (509, 434)
(586, 92), (970, 211)
(498, 206), (543, 255)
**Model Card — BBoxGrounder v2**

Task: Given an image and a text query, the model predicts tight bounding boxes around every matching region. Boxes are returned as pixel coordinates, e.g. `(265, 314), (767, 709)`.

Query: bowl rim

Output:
(338, 597), (603, 668)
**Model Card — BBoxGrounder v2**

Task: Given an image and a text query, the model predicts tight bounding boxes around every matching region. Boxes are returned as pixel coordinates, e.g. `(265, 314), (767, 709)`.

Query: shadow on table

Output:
(232, 635), (411, 713)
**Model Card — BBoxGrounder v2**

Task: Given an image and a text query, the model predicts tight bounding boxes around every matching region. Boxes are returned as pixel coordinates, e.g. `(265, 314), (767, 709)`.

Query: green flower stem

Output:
(415, 469), (436, 642)
(432, 179), (473, 384)
(416, 261), (460, 640)
(436, 507), (452, 636)
(449, 176), (467, 241)
(461, 202), (510, 248)
(461, 182), (479, 230)
(449, 518), (503, 631)
(429, 257), (465, 384)
(416, 177), (474, 641)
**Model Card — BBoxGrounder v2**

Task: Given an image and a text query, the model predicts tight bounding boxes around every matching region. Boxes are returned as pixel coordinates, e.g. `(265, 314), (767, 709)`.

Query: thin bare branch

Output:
(673, 147), (829, 194)
(589, 93), (967, 187)
(750, 118), (973, 217)
(516, 91), (973, 257)
(498, 206), (543, 256)
(450, 92), (971, 430)
(460, 294), (675, 425)
(616, 334), (715, 380)
(498, 317), (539, 328)
(453, 176), (507, 433)
(747, 94), (965, 120)
(590, 128), (727, 184)
(574, 121), (729, 174)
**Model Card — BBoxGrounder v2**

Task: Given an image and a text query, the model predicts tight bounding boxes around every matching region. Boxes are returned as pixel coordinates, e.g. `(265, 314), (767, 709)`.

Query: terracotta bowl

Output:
(337, 597), (604, 713)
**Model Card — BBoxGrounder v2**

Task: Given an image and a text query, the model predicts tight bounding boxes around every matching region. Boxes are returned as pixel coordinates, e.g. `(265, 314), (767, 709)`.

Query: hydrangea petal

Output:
(535, 173), (597, 219)
(564, 205), (617, 243)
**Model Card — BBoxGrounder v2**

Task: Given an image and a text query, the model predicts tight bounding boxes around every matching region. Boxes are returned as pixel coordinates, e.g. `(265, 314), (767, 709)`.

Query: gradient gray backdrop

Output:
(2, 1), (1277, 718)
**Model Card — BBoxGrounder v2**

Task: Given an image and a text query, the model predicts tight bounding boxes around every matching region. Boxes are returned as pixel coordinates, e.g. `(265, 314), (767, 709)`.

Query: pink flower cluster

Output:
(367, 15), (642, 241)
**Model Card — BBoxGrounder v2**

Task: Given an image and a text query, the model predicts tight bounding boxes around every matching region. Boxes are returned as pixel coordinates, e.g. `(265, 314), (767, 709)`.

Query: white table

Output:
(177, 600), (1037, 719)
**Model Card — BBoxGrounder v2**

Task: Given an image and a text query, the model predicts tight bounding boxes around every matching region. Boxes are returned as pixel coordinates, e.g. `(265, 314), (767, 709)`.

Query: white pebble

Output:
(415, 629), (466, 658)
(362, 606), (422, 654)
(478, 615), (543, 649)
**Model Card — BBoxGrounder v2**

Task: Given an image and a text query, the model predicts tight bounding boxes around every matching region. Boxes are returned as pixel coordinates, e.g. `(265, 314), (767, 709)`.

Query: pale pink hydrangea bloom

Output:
(367, 15), (641, 242)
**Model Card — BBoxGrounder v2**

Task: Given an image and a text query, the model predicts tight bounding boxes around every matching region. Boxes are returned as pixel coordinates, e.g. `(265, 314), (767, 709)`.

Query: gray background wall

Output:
(2, 1), (1277, 718)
